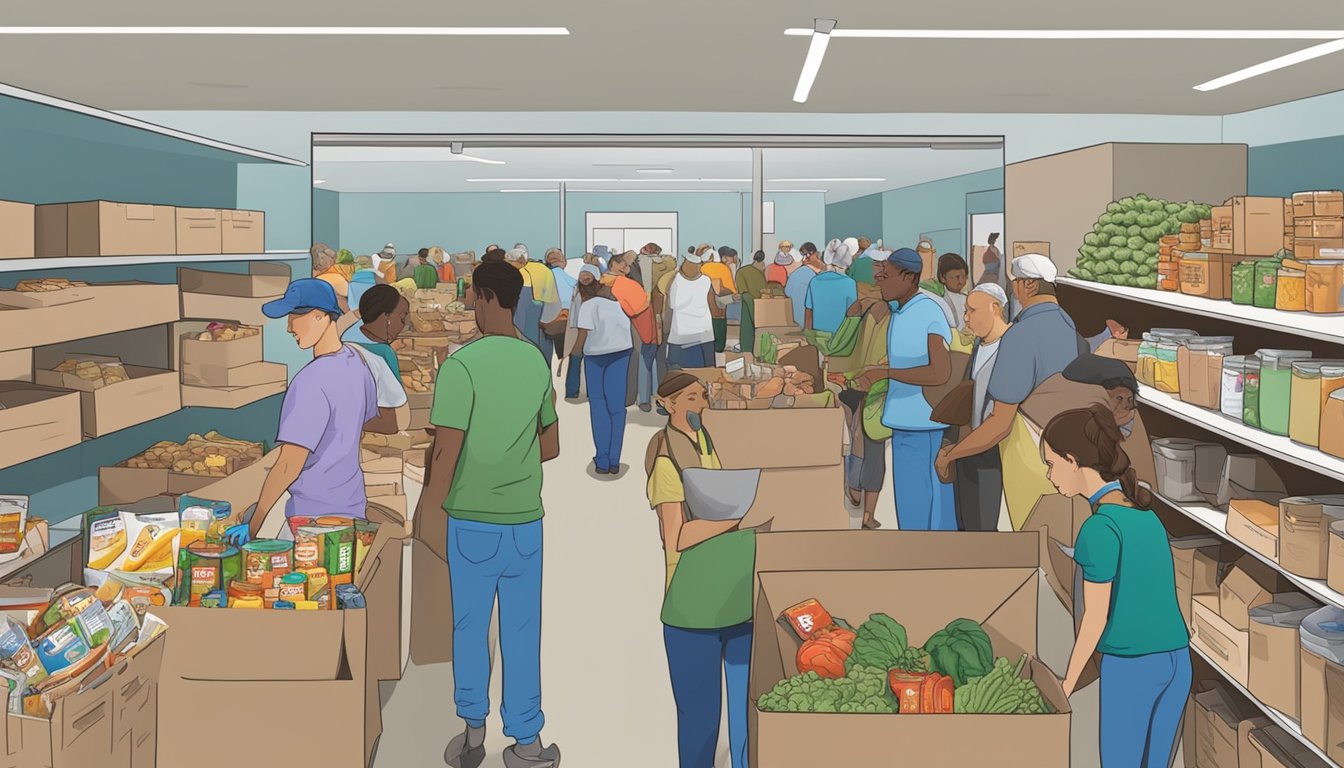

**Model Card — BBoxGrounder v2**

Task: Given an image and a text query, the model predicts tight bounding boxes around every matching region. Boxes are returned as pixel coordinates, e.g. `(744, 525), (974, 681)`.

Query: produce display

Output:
(51, 357), (128, 386)
(14, 278), (87, 293)
(1069, 194), (1213, 288)
(0, 583), (166, 718)
(190, 322), (259, 342)
(117, 431), (264, 477)
(762, 600), (1052, 716)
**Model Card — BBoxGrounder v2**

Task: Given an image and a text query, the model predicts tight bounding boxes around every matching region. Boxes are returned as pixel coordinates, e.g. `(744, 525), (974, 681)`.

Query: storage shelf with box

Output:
(1139, 386), (1344, 483)
(0, 250), (303, 273)
(1058, 277), (1344, 345)
(1190, 644), (1341, 768)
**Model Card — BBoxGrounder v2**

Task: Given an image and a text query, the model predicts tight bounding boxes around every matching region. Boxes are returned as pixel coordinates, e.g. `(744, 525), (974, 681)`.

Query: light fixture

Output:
(468, 178), (618, 183)
(312, 146), (504, 165)
(313, 179), (327, 185)
(768, 177), (885, 182)
(636, 168), (674, 174)
(620, 178), (752, 183)
(0, 26), (571, 36)
(782, 28), (1344, 39)
(498, 189), (558, 193)
(793, 18), (837, 104)
(1194, 39), (1344, 90)
(450, 142), (464, 154)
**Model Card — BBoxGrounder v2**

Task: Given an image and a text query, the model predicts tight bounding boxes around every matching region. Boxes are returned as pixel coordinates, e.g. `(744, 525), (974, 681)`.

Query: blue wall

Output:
(825, 193), (883, 242)
(312, 188), (341, 246)
(338, 192), (561, 258)
(764, 192), (826, 253)
(882, 168), (1005, 254)
(1247, 135), (1344, 197)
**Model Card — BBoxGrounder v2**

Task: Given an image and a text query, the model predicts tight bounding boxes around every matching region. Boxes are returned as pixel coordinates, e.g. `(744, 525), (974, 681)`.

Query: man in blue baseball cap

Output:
(853, 247), (957, 531)
(226, 278), (382, 545)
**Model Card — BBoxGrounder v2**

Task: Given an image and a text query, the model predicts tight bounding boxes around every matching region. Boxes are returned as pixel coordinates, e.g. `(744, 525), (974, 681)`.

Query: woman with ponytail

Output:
(1043, 404), (1190, 768)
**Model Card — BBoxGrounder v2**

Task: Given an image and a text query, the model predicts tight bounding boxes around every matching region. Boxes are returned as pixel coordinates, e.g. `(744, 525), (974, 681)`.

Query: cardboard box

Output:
(180, 291), (274, 326)
(220, 209), (265, 253)
(58, 201), (177, 257)
(180, 379), (286, 409)
(752, 296), (794, 329)
(34, 356), (182, 438)
(1299, 643), (1344, 763)
(0, 199), (35, 259)
(175, 322), (264, 370)
(1220, 556), (1295, 631)
(356, 506), (407, 683)
(0, 382), (82, 469)
(174, 207), (222, 255)
(1193, 593), (1250, 685)
(155, 607), (372, 768)
(178, 262), (289, 298)
(1228, 499), (1281, 563)
(0, 348), (31, 382)
(1293, 238), (1344, 261)
(1022, 493), (1094, 610)
(409, 539), (453, 666)
(1295, 218), (1344, 240)
(1095, 337), (1141, 364)
(1279, 497), (1344, 580)
(1294, 191), (1344, 220)
(749, 531), (1071, 768)
(1244, 723), (1331, 768)
(180, 360), (286, 388)
(1231, 197), (1292, 256)
(0, 282), (96, 310)
(1013, 241), (1051, 258)
(1209, 205), (1234, 253)
(99, 444), (272, 507)
(368, 493), (410, 539)
(0, 282), (180, 354)
(1170, 535), (1224, 630)
(1195, 684), (1243, 768)
(1249, 600), (1317, 721)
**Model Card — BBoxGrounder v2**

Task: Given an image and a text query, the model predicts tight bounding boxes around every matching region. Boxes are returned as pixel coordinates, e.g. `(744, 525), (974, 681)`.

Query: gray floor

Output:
(371, 384), (1112, 768)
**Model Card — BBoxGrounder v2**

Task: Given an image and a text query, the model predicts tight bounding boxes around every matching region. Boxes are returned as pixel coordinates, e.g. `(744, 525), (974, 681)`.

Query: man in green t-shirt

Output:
(416, 261), (562, 768)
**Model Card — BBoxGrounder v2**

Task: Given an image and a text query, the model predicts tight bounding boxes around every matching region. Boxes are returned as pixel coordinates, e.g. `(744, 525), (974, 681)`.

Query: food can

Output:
(278, 572), (307, 603)
(242, 539), (294, 588)
(227, 579), (262, 601)
(181, 541), (241, 607)
(231, 596), (263, 610)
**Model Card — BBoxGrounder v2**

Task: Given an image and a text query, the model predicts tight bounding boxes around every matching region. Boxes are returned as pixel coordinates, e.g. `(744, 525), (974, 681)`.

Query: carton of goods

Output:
(174, 207), (223, 255)
(0, 584), (168, 768)
(35, 200), (177, 257)
(0, 281), (181, 353)
(0, 382), (81, 470)
(0, 199), (34, 259)
(35, 353), (182, 438)
(1293, 190), (1344, 219)
(1192, 683), (1258, 768)
(1295, 218), (1344, 240)
(1168, 536), (1224, 631)
(1191, 593), (1250, 685)
(1280, 496), (1344, 580)
(219, 209), (265, 253)
(753, 296), (793, 329)
(1219, 556), (1295, 630)
(1298, 605), (1344, 762)
(176, 321), (263, 370)
(181, 359), (286, 389)
(750, 532), (1070, 768)
(1295, 238), (1344, 261)
(1249, 599), (1318, 720)
(99, 432), (266, 506)
(179, 262), (290, 299)
(180, 377), (287, 409)
(1227, 499), (1281, 562)
(0, 277), (91, 309)
(1230, 197), (1292, 256)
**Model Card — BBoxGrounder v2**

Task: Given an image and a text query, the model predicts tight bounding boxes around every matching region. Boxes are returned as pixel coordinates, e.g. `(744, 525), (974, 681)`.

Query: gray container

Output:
(1151, 437), (1227, 505)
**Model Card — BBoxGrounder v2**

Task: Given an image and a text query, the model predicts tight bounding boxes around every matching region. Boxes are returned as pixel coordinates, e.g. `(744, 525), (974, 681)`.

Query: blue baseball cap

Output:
(262, 278), (342, 319)
(885, 248), (923, 273)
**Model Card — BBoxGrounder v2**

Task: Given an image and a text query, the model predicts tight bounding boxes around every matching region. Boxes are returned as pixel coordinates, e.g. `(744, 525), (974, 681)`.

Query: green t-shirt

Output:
(848, 258), (875, 285)
(429, 335), (558, 524)
(413, 263), (440, 289)
(1074, 503), (1190, 657)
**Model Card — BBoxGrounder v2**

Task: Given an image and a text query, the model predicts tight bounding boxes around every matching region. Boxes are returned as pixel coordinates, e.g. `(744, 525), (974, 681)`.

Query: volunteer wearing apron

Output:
(646, 372), (755, 768)
(1048, 406), (1190, 768)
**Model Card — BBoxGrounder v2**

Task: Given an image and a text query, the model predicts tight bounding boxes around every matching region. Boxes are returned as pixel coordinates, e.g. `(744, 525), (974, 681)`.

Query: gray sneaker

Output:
(444, 731), (486, 768)
(503, 743), (561, 768)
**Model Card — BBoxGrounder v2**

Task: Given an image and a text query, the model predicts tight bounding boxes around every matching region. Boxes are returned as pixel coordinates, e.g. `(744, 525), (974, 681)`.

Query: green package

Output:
(1253, 260), (1280, 309)
(323, 527), (355, 577)
(1230, 261), (1255, 305)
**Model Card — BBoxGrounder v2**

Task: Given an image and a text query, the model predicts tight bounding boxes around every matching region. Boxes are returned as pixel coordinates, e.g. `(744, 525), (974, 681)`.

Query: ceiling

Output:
(3, 1), (1344, 115)
(312, 145), (1004, 202)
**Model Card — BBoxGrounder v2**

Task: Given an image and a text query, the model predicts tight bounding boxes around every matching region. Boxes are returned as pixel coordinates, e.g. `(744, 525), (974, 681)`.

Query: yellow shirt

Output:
(647, 430), (721, 591)
(315, 268), (350, 298)
(1000, 413), (1059, 531)
(521, 262), (559, 305)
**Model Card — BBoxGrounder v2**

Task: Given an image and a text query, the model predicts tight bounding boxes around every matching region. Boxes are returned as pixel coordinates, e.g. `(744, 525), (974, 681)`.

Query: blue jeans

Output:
(565, 351), (584, 398)
(584, 350), (631, 471)
(666, 341), (715, 370)
(636, 340), (658, 406)
(447, 518), (546, 745)
(1099, 649), (1192, 768)
(663, 623), (751, 768)
(889, 429), (956, 531)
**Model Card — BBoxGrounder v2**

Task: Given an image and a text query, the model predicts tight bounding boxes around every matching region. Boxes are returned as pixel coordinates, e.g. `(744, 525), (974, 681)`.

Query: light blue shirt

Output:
(804, 271), (858, 334)
(784, 266), (820, 328)
(552, 266), (577, 307)
(882, 293), (953, 431)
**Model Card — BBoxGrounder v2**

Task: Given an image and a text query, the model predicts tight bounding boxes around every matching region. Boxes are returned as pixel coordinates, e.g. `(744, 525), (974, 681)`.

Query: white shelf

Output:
(0, 83), (306, 167)
(1138, 386), (1344, 483)
(1057, 277), (1344, 345)
(1189, 644), (1339, 768)
(0, 251), (305, 273)
(1159, 492), (1344, 608)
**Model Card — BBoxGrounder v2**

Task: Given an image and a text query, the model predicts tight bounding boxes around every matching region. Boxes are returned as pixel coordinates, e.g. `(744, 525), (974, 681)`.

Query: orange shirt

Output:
(766, 264), (789, 286)
(437, 263), (456, 283)
(700, 262), (737, 294)
(610, 275), (656, 344)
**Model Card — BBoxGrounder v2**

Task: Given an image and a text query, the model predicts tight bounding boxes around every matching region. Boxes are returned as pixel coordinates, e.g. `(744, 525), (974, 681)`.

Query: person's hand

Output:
(224, 524), (251, 547)
(935, 447), (956, 483)
(826, 373), (848, 388)
(1105, 319), (1128, 340)
(1060, 677), (1075, 699)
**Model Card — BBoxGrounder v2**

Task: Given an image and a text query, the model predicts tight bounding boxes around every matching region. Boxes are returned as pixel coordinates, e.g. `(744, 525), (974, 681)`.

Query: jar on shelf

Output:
(1304, 260), (1344, 314)
(1323, 389), (1344, 460)
(1138, 329), (1196, 392)
(1277, 267), (1307, 312)
(1289, 361), (1344, 447)
(1177, 336), (1234, 410)
(1220, 355), (1249, 422)
(1257, 349), (1313, 435)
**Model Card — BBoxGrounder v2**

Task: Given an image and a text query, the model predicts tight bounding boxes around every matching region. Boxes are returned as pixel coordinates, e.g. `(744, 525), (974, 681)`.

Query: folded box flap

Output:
(703, 408), (844, 469)
(755, 530), (1040, 574)
(157, 606), (349, 681)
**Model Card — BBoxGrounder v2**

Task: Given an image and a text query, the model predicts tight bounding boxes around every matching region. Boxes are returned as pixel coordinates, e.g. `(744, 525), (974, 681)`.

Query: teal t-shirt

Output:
(340, 326), (400, 377)
(1075, 503), (1190, 657)
(429, 335), (558, 524)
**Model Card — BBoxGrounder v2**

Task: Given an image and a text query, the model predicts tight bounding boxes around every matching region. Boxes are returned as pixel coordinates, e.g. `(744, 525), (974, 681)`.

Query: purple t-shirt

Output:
(277, 344), (378, 519)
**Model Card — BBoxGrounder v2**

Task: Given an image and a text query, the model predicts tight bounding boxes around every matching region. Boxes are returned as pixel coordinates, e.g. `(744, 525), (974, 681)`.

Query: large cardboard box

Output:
(155, 607), (373, 768)
(356, 506), (407, 684)
(0, 282), (180, 354)
(0, 348), (32, 382)
(1170, 536), (1225, 630)
(99, 444), (273, 507)
(220, 209), (265, 253)
(174, 207), (222, 255)
(1293, 191), (1344, 220)
(180, 292), (273, 326)
(1231, 197), (1291, 257)
(1220, 556), (1295, 631)
(56, 201), (177, 257)
(1193, 594), (1251, 685)
(0, 382), (81, 469)
(0, 628), (167, 768)
(1249, 599), (1317, 721)
(703, 407), (848, 531)
(174, 322), (264, 370)
(750, 531), (1071, 768)
(0, 199), (35, 259)
(1228, 499), (1281, 563)
(1194, 683), (1252, 768)
(181, 360), (286, 388)
(180, 379), (286, 408)
(753, 296), (794, 329)
(1294, 238), (1344, 260)
(1299, 643), (1344, 763)
(1021, 493), (1093, 611)
(178, 262), (289, 298)
(34, 353), (181, 438)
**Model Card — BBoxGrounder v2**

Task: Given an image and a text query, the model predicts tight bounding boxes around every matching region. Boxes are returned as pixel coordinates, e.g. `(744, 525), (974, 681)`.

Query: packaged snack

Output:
(116, 512), (180, 574)
(34, 623), (91, 675)
(57, 589), (113, 648)
(323, 527), (356, 578)
(293, 527), (323, 570)
(293, 601), (320, 611)
(0, 617), (48, 687)
(301, 567), (332, 610)
(179, 496), (234, 548)
(780, 599), (837, 641)
(121, 585), (171, 620)
(0, 668), (25, 714)
(178, 542), (241, 607)
(105, 599), (139, 652)
(232, 596), (263, 610)
(0, 495), (29, 562)
(355, 519), (381, 576)
(335, 584), (365, 609)
(87, 510), (126, 571)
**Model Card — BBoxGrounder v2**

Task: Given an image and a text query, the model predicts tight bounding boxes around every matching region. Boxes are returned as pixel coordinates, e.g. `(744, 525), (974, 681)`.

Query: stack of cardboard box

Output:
(1292, 191), (1344, 260)
(1191, 555), (1308, 687)
(27, 200), (265, 257)
(0, 199), (35, 259)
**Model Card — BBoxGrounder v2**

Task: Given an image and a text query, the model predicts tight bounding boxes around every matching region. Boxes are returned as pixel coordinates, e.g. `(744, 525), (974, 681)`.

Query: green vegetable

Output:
(1122, 212), (1139, 226)
(1083, 233), (1101, 248)
(1134, 263), (1153, 277)
(1176, 205), (1201, 224)
(1113, 248), (1132, 263)
(1118, 261), (1138, 275)
(1108, 235), (1128, 248)
(1136, 276), (1158, 289)
(1107, 202), (1123, 214)
(954, 655), (1051, 715)
(847, 614), (927, 674)
(1142, 242), (1160, 257)
(1092, 261), (1113, 276)
(1125, 225), (1142, 237)
(923, 619), (994, 687)
(758, 665), (897, 714)
(1124, 235), (1145, 251)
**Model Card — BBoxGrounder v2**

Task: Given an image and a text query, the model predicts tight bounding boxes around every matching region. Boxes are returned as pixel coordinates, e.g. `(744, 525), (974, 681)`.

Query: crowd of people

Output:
(278, 235), (1183, 768)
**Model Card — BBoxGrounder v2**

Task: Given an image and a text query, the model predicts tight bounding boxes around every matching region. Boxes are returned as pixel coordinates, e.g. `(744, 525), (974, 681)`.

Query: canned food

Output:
(277, 572), (307, 603)
(242, 539), (294, 589)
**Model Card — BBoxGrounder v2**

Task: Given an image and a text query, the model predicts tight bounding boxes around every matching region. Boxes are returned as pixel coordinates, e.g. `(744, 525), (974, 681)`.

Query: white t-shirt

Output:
(667, 273), (714, 346)
(577, 297), (634, 356)
(349, 343), (409, 408)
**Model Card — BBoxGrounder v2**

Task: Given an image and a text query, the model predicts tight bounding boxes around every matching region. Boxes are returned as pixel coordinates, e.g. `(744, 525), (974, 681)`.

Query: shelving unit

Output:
(0, 250), (304, 273)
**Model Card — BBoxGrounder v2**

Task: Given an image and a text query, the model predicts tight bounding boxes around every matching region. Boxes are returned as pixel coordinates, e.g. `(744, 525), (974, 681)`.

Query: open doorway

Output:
(969, 212), (1005, 286)
(586, 212), (677, 257)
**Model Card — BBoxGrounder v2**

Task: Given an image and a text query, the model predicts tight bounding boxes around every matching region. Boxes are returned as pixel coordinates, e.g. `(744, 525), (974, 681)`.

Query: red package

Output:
(780, 599), (836, 641)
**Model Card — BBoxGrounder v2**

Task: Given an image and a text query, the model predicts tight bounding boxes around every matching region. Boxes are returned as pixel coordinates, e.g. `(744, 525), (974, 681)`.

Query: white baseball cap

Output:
(1011, 253), (1058, 283)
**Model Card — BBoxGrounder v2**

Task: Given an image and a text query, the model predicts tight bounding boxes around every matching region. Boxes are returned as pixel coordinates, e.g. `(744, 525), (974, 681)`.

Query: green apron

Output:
(657, 426), (757, 630)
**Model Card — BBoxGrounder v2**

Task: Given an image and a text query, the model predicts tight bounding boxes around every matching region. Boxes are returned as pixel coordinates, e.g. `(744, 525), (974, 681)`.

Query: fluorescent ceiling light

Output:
(499, 189), (557, 193)
(636, 168), (674, 174)
(769, 177), (885, 182)
(0, 26), (570, 36)
(793, 19), (836, 104)
(568, 189), (743, 194)
(783, 28), (1344, 39)
(1194, 39), (1344, 90)
(313, 147), (504, 165)
(468, 178), (618, 182)
(312, 179), (327, 185)
(621, 178), (751, 183)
